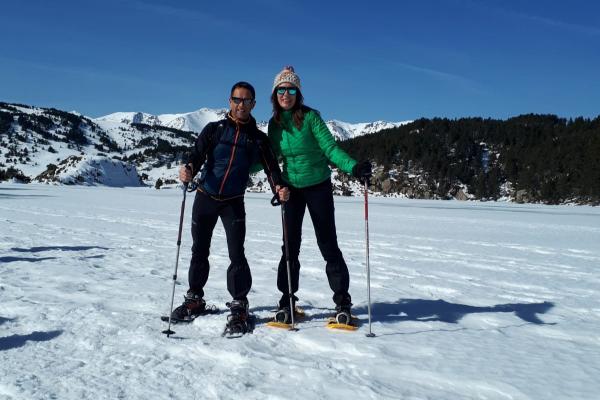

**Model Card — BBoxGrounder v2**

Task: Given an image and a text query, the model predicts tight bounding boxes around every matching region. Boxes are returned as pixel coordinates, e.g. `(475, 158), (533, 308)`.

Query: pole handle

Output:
(271, 194), (281, 207)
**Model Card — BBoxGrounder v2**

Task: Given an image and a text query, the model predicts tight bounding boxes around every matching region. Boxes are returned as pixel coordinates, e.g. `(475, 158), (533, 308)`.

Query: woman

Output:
(268, 66), (372, 325)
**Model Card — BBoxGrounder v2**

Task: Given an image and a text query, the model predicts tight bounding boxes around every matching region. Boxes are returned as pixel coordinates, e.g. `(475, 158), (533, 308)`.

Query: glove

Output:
(352, 160), (372, 182)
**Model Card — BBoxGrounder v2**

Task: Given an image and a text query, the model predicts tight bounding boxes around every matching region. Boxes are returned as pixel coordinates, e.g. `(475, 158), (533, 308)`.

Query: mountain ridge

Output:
(0, 101), (405, 193)
(93, 108), (411, 141)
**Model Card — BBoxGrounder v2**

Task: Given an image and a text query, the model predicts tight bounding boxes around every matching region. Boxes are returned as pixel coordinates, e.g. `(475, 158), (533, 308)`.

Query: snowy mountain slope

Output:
(35, 155), (141, 186)
(93, 108), (410, 141)
(93, 108), (229, 135)
(0, 103), (124, 179)
(94, 111), (161, 127)
(327, 119), (411, 140)
(1, 102), (403, 190)
(0, 103), (196, 187)
(1, 183), (599, 399)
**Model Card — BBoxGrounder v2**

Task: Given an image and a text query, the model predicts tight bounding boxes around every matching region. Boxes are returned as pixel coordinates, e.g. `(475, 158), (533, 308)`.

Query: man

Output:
(173, 81), (285, 335)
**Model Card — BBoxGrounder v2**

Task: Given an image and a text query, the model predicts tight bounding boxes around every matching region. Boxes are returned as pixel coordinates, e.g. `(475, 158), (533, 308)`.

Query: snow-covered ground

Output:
(1, 183), (599, 400)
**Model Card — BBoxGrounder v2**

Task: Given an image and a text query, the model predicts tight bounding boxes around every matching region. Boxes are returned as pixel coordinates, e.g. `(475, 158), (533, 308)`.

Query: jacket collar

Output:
(227, 112), (256, 128)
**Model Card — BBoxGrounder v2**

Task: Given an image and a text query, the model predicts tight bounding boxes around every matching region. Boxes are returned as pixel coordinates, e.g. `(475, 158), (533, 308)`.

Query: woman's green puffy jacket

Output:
(267, 109), (357, 188)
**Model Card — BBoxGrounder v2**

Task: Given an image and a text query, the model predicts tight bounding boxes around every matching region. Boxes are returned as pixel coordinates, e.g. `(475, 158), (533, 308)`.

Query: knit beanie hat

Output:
(272, 66), (301, 92)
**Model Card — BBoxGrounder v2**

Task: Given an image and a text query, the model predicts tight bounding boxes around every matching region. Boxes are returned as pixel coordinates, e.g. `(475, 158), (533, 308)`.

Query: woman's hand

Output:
(277, 185), (290, 202)
(352, 160), (372, 182)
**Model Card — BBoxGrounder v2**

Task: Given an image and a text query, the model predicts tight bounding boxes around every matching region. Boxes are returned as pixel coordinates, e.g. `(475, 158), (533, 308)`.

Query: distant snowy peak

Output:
(94, 111), (157, 126)
(159, 108), (229, 132)
(258, 119), (411, 141)
(94, 109), (408, 140)
(327, 119), (412, 141)
(94, 108), (228, 133)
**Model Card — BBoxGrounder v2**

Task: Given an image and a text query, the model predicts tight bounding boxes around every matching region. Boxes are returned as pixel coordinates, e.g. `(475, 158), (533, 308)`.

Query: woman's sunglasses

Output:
(276, 87), (297, 96)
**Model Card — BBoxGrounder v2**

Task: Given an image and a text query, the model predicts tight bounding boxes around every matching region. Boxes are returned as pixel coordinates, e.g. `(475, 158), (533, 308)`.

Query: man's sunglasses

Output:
(276, 87), (297, 96)
(231, 97), (254, 106)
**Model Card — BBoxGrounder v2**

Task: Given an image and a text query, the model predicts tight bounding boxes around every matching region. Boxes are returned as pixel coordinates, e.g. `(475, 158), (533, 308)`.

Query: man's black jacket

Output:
(187, 113), (283, 200)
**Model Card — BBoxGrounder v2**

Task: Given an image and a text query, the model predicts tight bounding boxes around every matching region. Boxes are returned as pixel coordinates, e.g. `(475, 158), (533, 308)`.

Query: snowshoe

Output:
(327, 304), (358, 331)
(162, 291), (218, 323)
(222, 300), (253, 338)
(266, 306), (305, 329)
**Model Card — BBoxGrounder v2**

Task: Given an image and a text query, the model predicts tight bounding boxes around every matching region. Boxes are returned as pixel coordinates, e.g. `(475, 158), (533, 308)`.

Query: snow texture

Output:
(1, 183), (599, 399)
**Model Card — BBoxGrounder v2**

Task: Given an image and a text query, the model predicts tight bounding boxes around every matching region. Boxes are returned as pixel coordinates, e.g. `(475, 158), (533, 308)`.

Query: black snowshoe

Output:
(162, 291), (218, 323)
(222, 300), (252, 338)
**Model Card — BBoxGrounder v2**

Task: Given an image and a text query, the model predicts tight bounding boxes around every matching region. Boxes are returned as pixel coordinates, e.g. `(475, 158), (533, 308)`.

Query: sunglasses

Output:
(231, 97), (254, 106)
(276, 87), (297, 96)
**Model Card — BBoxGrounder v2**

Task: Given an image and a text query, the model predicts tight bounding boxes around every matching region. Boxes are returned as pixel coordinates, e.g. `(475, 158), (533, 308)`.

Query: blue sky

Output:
(1, 0), (599, 122)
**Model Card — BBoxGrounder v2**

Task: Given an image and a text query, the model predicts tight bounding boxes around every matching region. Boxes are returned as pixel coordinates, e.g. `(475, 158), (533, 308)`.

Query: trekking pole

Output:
(162, 171), (191, 337)
(364, 179), (375, 337)
(281, 202), (298, 331)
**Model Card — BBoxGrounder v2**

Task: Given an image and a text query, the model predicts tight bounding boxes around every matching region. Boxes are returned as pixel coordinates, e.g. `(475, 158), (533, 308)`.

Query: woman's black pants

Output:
(277, 179), (351, 308)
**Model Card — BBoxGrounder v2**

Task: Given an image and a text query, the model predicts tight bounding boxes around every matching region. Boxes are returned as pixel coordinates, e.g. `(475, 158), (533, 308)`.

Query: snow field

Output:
(1, 184), (599, 399)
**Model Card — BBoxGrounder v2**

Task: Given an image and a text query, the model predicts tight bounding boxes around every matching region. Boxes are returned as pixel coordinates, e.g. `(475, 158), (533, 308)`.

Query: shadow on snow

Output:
(0, 194), (53, 199)
(289, 299), (554, 326)
(0, 330), (63, 351)
(355, 298), (555, 325)
(0, 246), (110, 264)
(0, 256), (57, 263)
(0, 316), (16, 326)
(11, 246), (110, 253)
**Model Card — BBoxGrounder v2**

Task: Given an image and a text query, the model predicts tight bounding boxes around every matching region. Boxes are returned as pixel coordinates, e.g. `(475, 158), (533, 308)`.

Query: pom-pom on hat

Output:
(273, 65), (301, 92)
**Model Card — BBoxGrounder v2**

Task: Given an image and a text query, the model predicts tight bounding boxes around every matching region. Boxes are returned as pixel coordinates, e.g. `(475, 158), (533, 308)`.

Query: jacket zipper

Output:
(219, 124), (240, 195)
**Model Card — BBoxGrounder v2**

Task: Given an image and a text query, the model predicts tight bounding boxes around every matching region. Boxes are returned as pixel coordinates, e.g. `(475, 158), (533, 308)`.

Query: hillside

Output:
(2, 102), (599, 204)
(0, 102), (405, 193)
(340, 115), (600, 205)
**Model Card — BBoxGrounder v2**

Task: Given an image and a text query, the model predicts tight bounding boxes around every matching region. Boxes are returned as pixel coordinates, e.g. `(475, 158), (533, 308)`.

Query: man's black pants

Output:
(188, 191), (251, 301)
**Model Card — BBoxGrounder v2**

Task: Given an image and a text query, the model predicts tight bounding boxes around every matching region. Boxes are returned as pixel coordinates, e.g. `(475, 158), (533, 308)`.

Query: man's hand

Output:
(179, 164), (193, 183)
